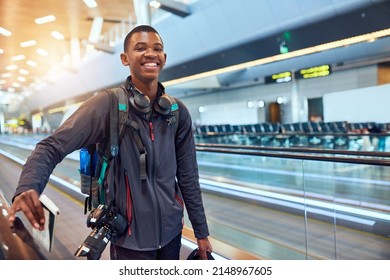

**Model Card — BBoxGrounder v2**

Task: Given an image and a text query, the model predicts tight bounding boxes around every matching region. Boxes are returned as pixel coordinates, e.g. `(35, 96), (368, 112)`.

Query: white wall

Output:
(323, 83), (390, 123)
(180, 65), (380, 125)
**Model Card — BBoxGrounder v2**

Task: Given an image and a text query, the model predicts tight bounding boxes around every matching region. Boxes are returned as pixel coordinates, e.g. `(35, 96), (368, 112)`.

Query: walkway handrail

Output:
(196, 143), (390, 166)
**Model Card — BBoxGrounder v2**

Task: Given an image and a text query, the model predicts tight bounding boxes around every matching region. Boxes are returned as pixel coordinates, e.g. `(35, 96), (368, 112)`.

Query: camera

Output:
(74, 203), (127, 260)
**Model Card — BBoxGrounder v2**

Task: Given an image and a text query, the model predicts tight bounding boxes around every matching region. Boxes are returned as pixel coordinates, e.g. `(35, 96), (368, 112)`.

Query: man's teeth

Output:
(144, 63), (157, 66)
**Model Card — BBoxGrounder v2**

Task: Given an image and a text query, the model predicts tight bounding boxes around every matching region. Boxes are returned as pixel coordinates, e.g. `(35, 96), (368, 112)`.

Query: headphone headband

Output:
(127, 83), (172, 117)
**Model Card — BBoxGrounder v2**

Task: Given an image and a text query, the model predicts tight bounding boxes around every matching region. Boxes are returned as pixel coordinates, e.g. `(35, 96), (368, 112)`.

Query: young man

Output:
(8, 25), (213, 260)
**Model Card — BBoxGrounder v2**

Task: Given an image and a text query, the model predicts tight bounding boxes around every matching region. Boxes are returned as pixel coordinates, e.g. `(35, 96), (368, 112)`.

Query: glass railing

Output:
(194, 132), (390, 152)
(186, 144), (390, 259)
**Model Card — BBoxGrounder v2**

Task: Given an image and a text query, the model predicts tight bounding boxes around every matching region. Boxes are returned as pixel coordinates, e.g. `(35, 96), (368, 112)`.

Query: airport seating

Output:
(193, 121), (389, 151)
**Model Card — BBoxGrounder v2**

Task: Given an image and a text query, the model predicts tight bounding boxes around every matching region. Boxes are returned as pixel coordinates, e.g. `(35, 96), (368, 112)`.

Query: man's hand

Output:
(8, 189), (45, 231)
(197, 237), (213, 260)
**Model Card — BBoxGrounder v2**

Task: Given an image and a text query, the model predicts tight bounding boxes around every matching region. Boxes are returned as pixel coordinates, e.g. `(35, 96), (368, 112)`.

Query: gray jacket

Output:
(14, 77), (209, 250)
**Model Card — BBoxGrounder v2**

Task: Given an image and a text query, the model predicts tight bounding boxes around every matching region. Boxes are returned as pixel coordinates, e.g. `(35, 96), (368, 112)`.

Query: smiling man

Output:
(9, 25), (213, 260)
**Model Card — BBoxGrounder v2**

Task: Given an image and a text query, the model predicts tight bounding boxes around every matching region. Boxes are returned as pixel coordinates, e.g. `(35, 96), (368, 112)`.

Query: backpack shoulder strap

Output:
(97, 87), (128, 187)
(165, 94), (180, 135)
(111, 86), (129, 148)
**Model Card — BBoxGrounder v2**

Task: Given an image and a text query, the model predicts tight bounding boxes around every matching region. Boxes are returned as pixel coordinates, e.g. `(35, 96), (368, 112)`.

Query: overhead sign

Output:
(295, 65), (332, 79)
(265, 71), (292, 84)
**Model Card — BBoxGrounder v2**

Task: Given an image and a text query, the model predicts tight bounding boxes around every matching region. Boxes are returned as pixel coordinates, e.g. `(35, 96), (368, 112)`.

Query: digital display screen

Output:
(265, 71), (292, 84)
(295, 65), (331, 79)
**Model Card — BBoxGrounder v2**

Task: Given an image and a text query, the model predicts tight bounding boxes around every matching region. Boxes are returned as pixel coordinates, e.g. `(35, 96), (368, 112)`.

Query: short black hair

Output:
(123, 25), (163, 52)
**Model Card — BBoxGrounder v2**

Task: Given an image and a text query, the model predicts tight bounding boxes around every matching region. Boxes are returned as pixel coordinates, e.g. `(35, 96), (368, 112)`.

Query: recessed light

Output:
(35, 15), (56, 24)
(20, 40), (37, 47)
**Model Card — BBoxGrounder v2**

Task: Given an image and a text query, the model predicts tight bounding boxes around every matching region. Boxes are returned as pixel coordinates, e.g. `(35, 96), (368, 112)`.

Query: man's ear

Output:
(164, 53), (167, 65)
(120, 53), (129, 66)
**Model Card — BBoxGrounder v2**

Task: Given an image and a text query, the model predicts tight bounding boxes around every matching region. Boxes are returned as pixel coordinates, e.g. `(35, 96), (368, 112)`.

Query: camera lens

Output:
(74, 226), (112, 260)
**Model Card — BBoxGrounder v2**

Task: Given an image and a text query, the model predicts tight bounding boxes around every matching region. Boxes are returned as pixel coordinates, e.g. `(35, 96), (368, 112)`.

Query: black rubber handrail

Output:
(195, 145), (390, 166)
(196, 143), (390, 158)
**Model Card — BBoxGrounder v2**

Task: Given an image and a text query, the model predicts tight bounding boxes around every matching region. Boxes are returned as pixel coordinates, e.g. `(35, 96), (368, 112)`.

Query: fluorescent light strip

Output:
(6, 65), (18, 70)
(51, 31), (64, 40)
(36, 48), (48, 56)
(0, 27), (12, 36)
(12, 55), (25, 61)
(19, 69), (29, 75)
(20, 40), (37, 47)
(163, 28), (390, 87)
(35, 15), (56, 24)
(83, 0), (98, 8)
(26, 60), (37, 67)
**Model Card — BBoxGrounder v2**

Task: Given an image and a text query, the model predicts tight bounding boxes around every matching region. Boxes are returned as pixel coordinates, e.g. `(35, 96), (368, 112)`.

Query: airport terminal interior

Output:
(0, 0), (389, 260)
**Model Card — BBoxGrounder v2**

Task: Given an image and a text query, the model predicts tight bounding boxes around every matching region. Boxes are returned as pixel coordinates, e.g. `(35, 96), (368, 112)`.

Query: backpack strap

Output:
(114, 87), (147, 181)
(97, 88), (128, 194)
(165, 94), (179, 135)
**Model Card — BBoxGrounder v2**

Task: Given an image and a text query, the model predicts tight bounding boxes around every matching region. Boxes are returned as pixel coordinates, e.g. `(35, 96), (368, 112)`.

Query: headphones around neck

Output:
(128, 84), (173, 117)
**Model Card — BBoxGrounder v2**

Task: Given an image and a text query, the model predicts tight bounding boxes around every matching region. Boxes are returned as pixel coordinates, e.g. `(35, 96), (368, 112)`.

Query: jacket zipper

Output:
(124, 170), (133, 236)
(149, 120), (163, 248)
(149, 121), (155, 141)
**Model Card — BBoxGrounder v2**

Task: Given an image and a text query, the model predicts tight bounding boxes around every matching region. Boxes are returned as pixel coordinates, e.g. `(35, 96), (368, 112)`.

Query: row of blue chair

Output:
(194, 121), (390, 135)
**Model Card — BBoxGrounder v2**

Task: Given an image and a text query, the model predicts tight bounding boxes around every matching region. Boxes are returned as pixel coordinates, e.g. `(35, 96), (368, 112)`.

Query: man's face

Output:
(121, 31), (166, 83)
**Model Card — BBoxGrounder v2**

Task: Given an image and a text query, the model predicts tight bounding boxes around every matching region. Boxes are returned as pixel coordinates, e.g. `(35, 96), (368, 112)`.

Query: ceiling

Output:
(0, 0), (135, 94)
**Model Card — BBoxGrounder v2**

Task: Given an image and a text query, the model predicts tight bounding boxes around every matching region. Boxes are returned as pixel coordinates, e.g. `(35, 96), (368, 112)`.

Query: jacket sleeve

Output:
(14, 92), (110, 199)
(175, 100), (210, 239)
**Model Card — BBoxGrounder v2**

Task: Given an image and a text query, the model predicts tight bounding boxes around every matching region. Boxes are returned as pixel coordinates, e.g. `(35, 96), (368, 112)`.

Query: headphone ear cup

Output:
(154, 95), (172, 116)
(130, 94), (151, 114)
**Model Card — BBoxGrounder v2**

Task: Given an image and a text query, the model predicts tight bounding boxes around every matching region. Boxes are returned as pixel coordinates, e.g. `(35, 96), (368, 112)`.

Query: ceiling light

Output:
(17, 76), (26, 82)
(51, 31), (65, 40)
(35, 15), (56, 24)
(247, 101), (254, 108)
(276, 97), (284, 104)
(258, 100), (265, 108)
(149, 1), (161, 8)
(36, 48), (48, 56)
(12, 82), (20, 88)
(12, 55), (26, 61)
(1, 73), (12, 78)
(20, 40), (37, 47)
(19, 69), (29, 75)
(26, 60), (38, 67)
(0, 27), (12, 36)
(83, 0), (98, 8)
(6, 65), (18, 70)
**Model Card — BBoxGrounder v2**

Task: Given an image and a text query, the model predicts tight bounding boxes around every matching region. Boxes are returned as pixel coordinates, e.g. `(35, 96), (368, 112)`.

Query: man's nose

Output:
(145, 48), (157, 57)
